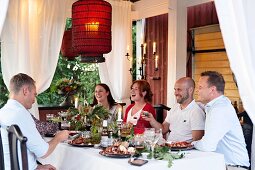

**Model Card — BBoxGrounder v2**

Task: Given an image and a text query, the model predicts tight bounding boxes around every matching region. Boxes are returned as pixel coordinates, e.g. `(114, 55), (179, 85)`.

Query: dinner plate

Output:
(68, 142), (94, 147)
(169, 145), (194, 151)
(99, 151), (131, 158)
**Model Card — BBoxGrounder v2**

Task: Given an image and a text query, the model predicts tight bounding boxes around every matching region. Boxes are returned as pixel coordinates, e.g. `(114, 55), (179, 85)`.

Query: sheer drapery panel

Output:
(214, 0), (255, 169)
(1, 0), (74, 118)
(99, 0), (132, 106)
(0, 0), (9, 36)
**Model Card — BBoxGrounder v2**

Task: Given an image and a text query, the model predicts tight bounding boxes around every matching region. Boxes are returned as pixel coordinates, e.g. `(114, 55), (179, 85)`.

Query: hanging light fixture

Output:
(61, 28), (78, 61)
(72, 0), (112, 63)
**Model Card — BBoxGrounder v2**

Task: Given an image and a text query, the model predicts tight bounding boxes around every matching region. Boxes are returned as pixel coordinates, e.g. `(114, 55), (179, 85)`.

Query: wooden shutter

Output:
(193, 25), (240, 103)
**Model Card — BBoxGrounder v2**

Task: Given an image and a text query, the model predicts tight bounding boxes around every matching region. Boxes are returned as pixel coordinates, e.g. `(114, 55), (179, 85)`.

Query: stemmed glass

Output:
(144, 128), (160, 160)
(58, 111), (70, 130)
(150, 133), (160, 160)
(134, 134), (145, 152)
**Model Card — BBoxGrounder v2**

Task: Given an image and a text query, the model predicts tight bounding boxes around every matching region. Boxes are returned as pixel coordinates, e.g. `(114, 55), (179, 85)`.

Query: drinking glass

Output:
(144, 128), (160, 159)
(46, 114), (54, 122)
(120, 123), (132, 138)
(144, 128), (155, 142)
(58, 111), (70, 130)
(134, 135), (145, 152)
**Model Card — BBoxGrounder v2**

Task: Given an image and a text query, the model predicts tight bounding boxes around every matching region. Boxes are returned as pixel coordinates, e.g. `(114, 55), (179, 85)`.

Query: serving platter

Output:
(166, 141), (194, 151)
(169, 145), (194, 151)
(99, 151), (131, 158)
(68, 142), (94, 147)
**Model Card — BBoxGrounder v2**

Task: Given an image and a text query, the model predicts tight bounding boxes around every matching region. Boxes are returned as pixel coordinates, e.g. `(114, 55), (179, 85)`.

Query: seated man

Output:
(193, 71), (249, 170)
(0, 73), (69, 170)
(143, 77), (205, 142)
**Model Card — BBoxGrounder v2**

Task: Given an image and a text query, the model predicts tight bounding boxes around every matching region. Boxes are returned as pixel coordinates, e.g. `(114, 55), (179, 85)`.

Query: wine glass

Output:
(58, 111), (70, 130)
(150, 133), (160, 160)
(144, 128), (160, 160)
(120, 123), (132, 138)
(134, 135), (145, 152)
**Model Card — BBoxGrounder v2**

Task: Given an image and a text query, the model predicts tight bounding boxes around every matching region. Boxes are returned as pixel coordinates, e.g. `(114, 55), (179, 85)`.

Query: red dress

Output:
(123, 103), (156, 134)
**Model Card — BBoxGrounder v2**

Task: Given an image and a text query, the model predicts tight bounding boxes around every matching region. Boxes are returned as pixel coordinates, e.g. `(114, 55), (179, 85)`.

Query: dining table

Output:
(39, 137), (226, 170)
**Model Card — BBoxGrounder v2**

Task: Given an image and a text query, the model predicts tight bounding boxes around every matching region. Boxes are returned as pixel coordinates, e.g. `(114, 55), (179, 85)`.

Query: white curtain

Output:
(1, 0), (74, 118)
(0, 0), (9, 35)
(99, 0), (132, 106)
(214, 0), (255, 169)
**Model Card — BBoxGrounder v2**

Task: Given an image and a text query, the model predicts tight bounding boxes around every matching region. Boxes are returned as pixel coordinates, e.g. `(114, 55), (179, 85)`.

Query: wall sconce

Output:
(126, 44), (146, 79)
(126, 45), (134, 75)
(127, 42), (159, 79)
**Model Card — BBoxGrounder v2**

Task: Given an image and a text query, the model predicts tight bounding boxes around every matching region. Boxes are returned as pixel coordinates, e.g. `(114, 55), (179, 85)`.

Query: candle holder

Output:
(153, 53), (159, 71)
(126, 52), (134, 75)
(126, 42), (160, 79)
(126, 52), (131, 60)
(117, 119), (123, 138)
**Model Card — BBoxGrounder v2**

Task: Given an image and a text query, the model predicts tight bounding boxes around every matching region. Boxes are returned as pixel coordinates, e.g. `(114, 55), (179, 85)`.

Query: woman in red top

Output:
(123, 80), (156, 134)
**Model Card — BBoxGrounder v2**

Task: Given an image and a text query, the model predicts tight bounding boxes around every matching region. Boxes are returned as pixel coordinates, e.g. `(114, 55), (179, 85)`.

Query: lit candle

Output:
(85, 22), (99, 33)
(153, 42), (156, 54)
(75, 97), (79, 108)
(143, 43), (146, 55)
(118, 108), (122, 121)
(130, 56), (133, 69)
(127, 45), (130, 53)
(155, 55), (159, 69)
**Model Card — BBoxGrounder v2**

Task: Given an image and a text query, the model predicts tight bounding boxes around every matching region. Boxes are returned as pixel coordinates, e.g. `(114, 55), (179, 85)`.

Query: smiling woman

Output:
(92, 83), (122, 123)
(123, 80), (156, 134)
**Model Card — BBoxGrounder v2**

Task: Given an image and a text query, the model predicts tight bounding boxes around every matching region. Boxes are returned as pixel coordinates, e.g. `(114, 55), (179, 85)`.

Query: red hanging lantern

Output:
(61, 29), (78, 61)
(72, 0), (112, 63)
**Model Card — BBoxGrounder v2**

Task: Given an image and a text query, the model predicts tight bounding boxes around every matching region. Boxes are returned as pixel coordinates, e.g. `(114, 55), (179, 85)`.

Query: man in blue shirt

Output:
(193, 71), (249, 170)
(0, 73), (69, 170)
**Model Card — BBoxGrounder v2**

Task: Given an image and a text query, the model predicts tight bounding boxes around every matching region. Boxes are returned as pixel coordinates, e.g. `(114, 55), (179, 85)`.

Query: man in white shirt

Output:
(143, 77), (205, 142)
(193, 71), (249, 170)
(0, 73), (69, 170)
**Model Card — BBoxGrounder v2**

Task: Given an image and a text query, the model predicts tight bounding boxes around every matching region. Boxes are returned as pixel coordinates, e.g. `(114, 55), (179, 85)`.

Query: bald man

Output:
(143, 77), (205, 142)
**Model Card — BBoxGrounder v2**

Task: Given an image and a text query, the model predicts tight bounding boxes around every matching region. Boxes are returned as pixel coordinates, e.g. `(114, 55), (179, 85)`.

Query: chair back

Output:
(7, 125), (28, 170)
(0, 125), (5, 170)
(153, 104), (171, 123)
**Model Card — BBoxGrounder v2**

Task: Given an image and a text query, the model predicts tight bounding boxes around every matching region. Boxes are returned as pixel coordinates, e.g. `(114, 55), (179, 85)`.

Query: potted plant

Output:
(51, 78), (81, 106)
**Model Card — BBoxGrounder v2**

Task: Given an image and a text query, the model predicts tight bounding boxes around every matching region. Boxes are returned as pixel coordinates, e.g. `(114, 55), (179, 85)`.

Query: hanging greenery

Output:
(37, 55), (100, 105)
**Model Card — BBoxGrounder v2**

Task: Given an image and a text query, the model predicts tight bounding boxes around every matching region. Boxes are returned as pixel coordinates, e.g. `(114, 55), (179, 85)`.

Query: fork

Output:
(68, 132), (83, 140)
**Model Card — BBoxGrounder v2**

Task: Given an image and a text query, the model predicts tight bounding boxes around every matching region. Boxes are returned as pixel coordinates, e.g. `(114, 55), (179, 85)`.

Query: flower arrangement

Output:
(66, 105), (110, 131)
(53, 78), (81, 95)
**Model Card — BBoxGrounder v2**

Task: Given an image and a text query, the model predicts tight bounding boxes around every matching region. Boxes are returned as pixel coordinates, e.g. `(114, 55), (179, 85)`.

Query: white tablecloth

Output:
(39, 140), (226, 170)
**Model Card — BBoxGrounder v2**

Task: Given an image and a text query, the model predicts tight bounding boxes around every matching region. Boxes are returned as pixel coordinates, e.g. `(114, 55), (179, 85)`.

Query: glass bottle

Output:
(108, 131), (113, 146)
(101, 120), (109, 147)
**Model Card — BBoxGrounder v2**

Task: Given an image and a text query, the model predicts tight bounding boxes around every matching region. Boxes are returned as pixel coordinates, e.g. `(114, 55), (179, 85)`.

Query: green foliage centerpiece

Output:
(66, 105), (110, 144)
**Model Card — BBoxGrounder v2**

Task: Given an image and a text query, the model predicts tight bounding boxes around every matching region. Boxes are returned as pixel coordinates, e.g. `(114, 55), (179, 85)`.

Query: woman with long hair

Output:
(92, 83), (121, 122)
